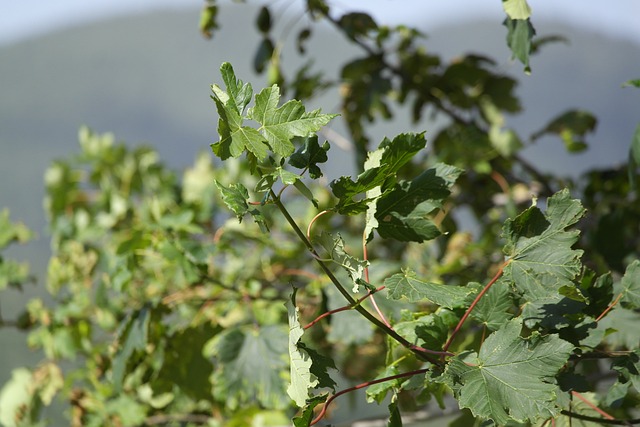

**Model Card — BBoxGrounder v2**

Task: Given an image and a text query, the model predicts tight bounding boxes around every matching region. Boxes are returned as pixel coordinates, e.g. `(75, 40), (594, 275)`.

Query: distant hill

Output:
(1, 6), (639, 417)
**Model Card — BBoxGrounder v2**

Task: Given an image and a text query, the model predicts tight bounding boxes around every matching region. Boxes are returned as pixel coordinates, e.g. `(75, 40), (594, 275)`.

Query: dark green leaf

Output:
(253, 38), (275, 73)
(256, 6), (272, 34)
(297, 28), (312, 54)
(331, 133), (427, 215)
(384, 269), (474, 308)
(112, 306), (151, 392)
(388, 399), (403, 427)
(443, 319), (573, 424)
(532, 110), (597, 153)
(288, 136), (329, 179)
(338, 12), (378, 41)
(374, 164), (462, 242)
(394, 313), (449, 351)
(292, 393), (328, 427)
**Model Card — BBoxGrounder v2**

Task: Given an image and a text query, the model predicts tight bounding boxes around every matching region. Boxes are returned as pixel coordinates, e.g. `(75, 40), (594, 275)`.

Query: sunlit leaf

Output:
(443, 318), (573, 424)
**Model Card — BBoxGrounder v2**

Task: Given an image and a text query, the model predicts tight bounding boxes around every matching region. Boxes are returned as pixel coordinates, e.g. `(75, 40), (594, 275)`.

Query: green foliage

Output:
(2, 2), (640, 427)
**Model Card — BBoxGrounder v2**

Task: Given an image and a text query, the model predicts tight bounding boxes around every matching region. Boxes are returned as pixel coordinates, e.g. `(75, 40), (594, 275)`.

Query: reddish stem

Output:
(443, 261), (509, 352)
(362, 230), (391, 328)
(309, 368), (429, 426)
(571, 391), (615, 420)
(595, 292), (623, 322)
(304, 286), (385, 330)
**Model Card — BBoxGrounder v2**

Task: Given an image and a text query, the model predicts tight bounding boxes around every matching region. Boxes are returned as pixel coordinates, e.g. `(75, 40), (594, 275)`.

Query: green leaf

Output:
(256, 6), (272, 34)
(532, 110), (597, 153)
(387, 399), (403, 427)
(199, 4), (218, 39)
(366, 365), (400, 404)
(292, 394), (328, 427)
(471, 278), (515, 330)
(206, 325), (289, 410)
(316, 232), (369, 293)
(616, 260), (640, 308)
(219, 62), (253, 114)
(331, 133), (427, 215)
(622, 79), (640, 88)
(384, 269), (474, 308)
(288, 136), (330, 179)
(394, 313), (450, 350)
(0, 369), (36, 427)
(504, 18), (535, 73)
(374, 163), (462, 242)
(286, 289), (336, 407)
(215, 180), (250, 221)
(502, 0), (532, 20)
(502, 190), (585, 309)
(443, 318), (574, 424)
(0, 209), (33, 248)
(612, 350), (640, 392)
(600, 307), (640, 349)
(112, 306), (151, 392)
(248, 85), (337, 157)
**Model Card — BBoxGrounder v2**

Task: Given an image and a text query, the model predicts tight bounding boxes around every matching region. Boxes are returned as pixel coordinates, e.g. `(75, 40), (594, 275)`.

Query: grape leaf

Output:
(218, 62), (253, 114)
(615, 260), (640, 308)
(205, 325), (290, 410)
(286, 289), (336, 407)
(215, 180), (268, 231)
(443, 318), (573, 424)
(384, 269), (474, 309)
(502, 189), (585, 311)
(248, 85), (337, 157)
(374, 163), (462, 242)
(288, 136), (330, 179)
(331, 133), (427, 215)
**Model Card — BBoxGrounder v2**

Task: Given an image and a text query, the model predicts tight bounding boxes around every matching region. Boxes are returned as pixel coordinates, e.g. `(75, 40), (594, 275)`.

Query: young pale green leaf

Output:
(504, 17), (535, 73)
(317, 232), (369, 293)
(384, 269), (474, 308)
(287, 289), (314, 407)
(206, 325), (290, 410)
(248, 85), (337, 157)
(502, 189), (585, 305)
(331, 133), (427, 215)
(443, 318), (573, 424)
(375, 163), (462, 242)
(502, 0), (532, 20)
(288, 136), (330, 179)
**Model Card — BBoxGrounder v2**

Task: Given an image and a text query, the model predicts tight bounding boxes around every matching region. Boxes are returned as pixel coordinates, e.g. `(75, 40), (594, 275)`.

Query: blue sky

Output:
(2, 1), (640, 46)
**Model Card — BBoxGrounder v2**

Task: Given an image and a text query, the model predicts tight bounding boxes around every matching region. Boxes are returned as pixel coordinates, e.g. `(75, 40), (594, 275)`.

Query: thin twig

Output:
(362, 230), (391, 328)
(310, 368), (430, 426)
(443, 261), (509, 352)
(596, 292), (623, 322)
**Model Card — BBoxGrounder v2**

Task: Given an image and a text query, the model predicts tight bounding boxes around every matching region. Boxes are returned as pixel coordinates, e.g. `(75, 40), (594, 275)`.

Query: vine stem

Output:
(309, 368), (429, 426)
(443, 260), (509, 352)
(595, 292), (623, 322)
(269, 190), (443, 363)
